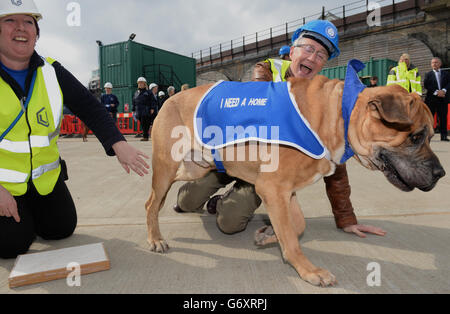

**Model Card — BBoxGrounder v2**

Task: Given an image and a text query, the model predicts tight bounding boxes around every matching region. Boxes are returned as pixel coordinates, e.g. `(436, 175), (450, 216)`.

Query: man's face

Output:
(105, 88), (112, 94)
(289, 37), (329, 80)
(0, 15), (38, 65)
(431, 58), (441, 71)
(370, 78), (377, 85)
(138, 82), (146, 89)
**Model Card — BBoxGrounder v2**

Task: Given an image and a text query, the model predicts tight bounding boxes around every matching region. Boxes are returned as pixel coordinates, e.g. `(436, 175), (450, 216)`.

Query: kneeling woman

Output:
(0, 0), (149, 258)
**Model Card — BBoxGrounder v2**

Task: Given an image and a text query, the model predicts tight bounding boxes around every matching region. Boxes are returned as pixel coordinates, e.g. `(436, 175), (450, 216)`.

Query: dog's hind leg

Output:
(254, 192), (305, 246)
(145, 160), (177, 253)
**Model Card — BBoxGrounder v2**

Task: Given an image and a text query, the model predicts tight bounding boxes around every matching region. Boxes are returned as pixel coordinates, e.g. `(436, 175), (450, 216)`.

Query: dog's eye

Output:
(410, 133), (423, 144)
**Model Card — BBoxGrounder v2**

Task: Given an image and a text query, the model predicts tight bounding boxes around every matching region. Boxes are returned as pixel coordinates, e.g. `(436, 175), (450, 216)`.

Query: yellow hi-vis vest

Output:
(265, 59), (291, 82)
(387, 62), (422, 95)
(0, 57), (63, 196)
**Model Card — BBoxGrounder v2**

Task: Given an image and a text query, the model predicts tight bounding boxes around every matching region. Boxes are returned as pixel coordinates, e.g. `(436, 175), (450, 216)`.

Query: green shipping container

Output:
(99, 40), (196, 112)
(111, 86), (137, 113)
(319, 58), (397, 87)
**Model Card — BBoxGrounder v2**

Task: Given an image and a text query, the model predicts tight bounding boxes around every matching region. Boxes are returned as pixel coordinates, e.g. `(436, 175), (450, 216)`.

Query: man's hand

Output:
(0, 185), (20, 223)
(112, 141), (150, 177)
(343, 224), (386, 238)
(437, 90), (446, 98)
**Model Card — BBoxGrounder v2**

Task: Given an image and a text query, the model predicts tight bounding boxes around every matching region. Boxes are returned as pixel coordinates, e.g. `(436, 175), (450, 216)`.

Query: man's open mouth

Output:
(300, 64), (312, 76)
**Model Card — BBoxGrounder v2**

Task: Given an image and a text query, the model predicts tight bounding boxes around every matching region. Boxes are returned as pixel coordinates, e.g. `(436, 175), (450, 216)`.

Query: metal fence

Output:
(191, 0), (408, 65)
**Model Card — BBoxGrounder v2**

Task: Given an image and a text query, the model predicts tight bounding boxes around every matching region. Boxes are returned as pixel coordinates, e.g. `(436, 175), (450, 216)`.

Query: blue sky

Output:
(33, 0), (374, 84)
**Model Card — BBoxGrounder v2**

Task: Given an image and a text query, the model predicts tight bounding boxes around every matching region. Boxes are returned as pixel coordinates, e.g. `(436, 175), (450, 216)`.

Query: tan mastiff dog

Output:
(145, 75), (445, 287)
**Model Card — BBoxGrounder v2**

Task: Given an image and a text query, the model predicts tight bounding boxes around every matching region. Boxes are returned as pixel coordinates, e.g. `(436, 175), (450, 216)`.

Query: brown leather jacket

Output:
(252, 60), (358, 228)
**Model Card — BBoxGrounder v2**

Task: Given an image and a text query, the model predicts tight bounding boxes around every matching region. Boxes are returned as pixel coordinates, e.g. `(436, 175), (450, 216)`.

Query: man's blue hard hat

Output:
(291, 20), (340, 60)
(279, 45), (291, 57)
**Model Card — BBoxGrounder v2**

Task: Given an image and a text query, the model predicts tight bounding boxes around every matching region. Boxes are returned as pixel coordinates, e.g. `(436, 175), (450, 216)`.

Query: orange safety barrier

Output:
(60, 114), (142, 136)
(116, 113), (141, 135)
(60, 115), (80, 135)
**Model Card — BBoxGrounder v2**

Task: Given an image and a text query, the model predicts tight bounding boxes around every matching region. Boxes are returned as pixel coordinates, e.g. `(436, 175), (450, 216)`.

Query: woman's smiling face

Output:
(0, 14), (38, 67)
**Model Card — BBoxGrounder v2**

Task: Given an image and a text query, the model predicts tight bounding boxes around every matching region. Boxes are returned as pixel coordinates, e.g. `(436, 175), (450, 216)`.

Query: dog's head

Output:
(348, 84), (445, 192)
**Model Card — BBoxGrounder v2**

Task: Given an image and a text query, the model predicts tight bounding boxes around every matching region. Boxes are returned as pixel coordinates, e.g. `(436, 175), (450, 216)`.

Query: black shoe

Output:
(135, 133), (143, 138)
(441, 138), (449, 142)
(206, 195), (223, 215)
(173, 204), (186, 213)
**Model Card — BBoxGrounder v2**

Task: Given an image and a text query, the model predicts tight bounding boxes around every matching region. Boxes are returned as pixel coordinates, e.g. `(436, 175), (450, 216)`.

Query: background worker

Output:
(148, 83), (160, 135)
(167, 86), (176, 98)
(101, 82), (120, 124)
(0, 0), (149, 259)
(279, 45), (291, 61)
(387, 53), (422, 95)
(158, 91), (167, 108)
(368, 76), (378, 88)
(132, 77), (154, 141)
(424, 57), (450, 141)
(175, 20), (386, 239)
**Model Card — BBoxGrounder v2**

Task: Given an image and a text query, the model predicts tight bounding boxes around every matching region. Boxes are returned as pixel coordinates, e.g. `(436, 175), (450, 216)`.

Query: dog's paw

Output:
(303, 268), (337, 287)
(254, 225), (278, 246)
(147, 238), (170, 253)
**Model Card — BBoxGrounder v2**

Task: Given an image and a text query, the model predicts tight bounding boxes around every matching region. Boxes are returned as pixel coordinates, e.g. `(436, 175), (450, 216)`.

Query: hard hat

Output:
(291, 20), (340, 60)
(149, 83), (158, 90)
(158, 91), (165, 97)
(0, 0), (42, 21)
(104, 82), (113, 89)
(279, 45), (291, 57)
(137, 77), (147, 83)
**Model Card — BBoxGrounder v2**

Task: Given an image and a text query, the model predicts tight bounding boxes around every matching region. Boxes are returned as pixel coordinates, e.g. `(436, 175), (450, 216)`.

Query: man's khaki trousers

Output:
(177, 172), (262, 234)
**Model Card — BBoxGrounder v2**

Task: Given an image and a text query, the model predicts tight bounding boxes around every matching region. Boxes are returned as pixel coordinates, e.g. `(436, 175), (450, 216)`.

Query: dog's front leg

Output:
(254, 192), (305, 246)
(256, 184), (336, 287)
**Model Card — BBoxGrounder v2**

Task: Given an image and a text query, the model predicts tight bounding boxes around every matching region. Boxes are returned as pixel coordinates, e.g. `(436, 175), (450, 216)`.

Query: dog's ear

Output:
(368, 94), (413, 128)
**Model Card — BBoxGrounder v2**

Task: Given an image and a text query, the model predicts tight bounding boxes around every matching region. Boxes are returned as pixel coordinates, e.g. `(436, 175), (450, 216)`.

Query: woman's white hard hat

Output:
(0, 0), (42, 21)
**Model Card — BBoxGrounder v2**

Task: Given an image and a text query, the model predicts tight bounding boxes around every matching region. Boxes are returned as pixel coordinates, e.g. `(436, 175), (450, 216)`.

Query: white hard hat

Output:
(137, 77), (147, 83)
(149, 83), (158, 90)
(0, 0), (42, 21)
(158, 91), (165, 97)
(104, 82), (113, 89)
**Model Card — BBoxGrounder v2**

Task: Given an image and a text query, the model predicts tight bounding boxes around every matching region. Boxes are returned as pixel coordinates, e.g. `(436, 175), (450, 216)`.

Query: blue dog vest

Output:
(340, 59), (367, 164)
(194, 81), (328, 171)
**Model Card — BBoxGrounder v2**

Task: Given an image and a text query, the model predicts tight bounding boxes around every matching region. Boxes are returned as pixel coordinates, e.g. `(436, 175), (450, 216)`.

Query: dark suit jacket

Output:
(424, 69), (450, 104)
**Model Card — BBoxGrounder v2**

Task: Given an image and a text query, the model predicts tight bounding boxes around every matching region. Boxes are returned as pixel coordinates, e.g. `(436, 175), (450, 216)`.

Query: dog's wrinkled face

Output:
(349, 84), (445, 192)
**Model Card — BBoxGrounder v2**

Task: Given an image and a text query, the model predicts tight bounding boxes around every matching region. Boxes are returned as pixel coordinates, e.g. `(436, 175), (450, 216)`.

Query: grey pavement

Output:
(1, 135), (449, 294)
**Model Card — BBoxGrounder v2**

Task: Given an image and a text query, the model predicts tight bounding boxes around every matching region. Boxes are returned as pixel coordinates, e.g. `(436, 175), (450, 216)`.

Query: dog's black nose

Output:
(433, 166), (446, 180)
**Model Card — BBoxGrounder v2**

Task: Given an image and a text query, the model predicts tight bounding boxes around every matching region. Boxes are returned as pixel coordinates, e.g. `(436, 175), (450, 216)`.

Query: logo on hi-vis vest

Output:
(37, 108), (50, 127)
(11, 0), (23, 6)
